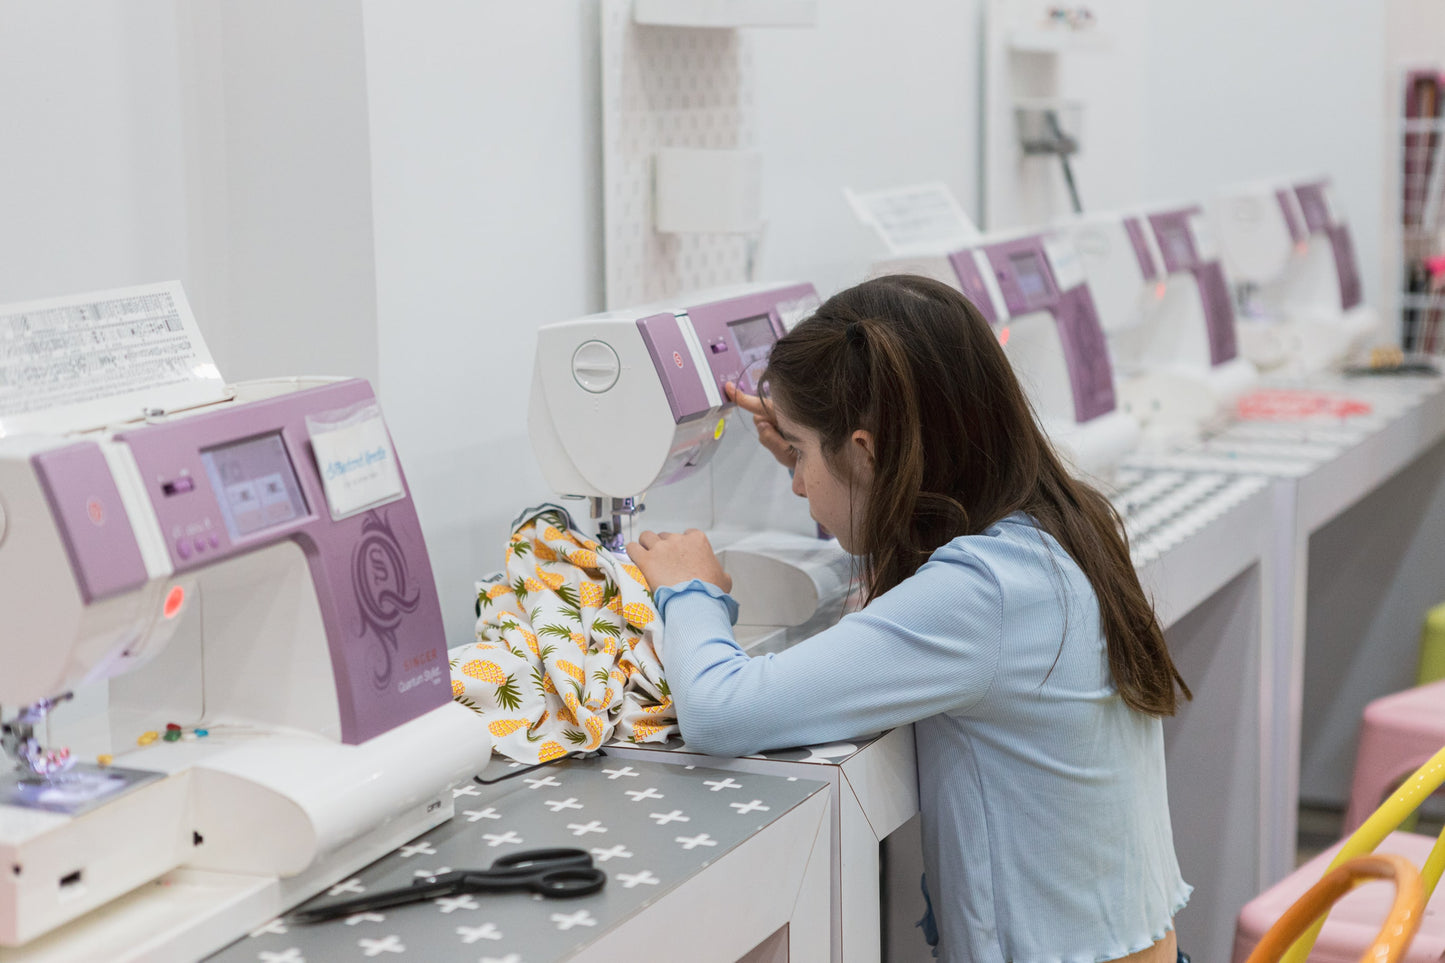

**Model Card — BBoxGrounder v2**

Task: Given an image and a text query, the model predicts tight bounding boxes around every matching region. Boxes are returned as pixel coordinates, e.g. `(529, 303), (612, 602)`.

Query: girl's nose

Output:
(791, 469), (806, 498)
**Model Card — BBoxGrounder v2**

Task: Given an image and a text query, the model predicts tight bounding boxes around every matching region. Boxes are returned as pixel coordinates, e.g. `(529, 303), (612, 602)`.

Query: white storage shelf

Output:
(1006, 27), (1110, 54)
(633, 0), (817, 28)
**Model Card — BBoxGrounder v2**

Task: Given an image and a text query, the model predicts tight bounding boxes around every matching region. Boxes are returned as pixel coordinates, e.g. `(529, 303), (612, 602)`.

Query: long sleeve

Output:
(655, 543), (1004, 757)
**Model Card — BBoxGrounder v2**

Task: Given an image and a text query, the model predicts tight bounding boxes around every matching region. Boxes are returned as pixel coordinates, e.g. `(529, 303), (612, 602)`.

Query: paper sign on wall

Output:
(307, 403), (405, 520)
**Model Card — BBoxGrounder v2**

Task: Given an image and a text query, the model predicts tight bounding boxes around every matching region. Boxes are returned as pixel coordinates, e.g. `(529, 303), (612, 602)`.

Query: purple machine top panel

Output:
(1327, 223), (1363, 310)
(114, 379), (448, 745)
(634, 284), (817, 424)
(636, 312), (713, 423)
(1294, 181), (1332, 234)
(972, 234), (1116, 424)
(1122, 217), (1159, 281)
(685, 283), (816, 397)
(1147, 208), (1240, 368)
(32, 442), (148, 604)
(1294, 181), (1363, 310)
(947, 250), (1001, 324)
(1275, 188), (1307, 244)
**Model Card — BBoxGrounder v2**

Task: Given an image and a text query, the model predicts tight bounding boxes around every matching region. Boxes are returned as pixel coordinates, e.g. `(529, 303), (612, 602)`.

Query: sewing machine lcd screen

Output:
(1009, 252), (1053, 305)
(1159, 223), (1192, 266)
(201, 431), (309, 541)
(728, 313), (777, 377)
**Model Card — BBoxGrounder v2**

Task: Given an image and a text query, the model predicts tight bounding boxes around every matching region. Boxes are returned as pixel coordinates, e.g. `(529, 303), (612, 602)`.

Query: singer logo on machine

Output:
(672, 350), (684, 368)
(86, 497), (105, 525)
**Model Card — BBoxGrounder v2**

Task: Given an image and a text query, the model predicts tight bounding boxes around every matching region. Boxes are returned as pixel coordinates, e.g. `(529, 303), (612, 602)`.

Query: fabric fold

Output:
(450, 505), (678, 763)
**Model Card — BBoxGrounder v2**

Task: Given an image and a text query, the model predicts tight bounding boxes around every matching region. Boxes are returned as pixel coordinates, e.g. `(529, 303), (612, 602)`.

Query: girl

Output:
(627, 274), (1191, 963)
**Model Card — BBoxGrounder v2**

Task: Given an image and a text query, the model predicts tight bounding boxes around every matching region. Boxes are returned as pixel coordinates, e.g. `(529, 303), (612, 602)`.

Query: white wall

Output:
(750, 0), (982, 296)
(1137, 0), (1386, 310)
(362, 2), (605, 642)
(0, 3), (189, 306)
(181, 0), (380, 386)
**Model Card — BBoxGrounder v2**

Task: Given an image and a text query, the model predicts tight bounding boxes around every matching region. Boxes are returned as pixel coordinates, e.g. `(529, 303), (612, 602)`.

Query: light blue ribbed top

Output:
(654, 513), (1190, 963)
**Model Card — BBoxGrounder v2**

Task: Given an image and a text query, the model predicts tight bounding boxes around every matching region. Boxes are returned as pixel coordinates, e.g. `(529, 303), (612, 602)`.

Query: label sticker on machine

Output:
(1042, 238), (1087, 292)
(307, 403), (405, 520)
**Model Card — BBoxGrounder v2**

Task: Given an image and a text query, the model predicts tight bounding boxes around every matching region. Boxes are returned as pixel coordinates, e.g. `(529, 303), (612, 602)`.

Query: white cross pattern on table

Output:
(453, 784), (481, 798)
(616, 870), (660, 888)
(703, 777), (741, 792)
(250, 918), (289, 937)
(675, 833), (718, 850)
(398, 841), (437, 858)
(327, 878), (365, 897)
(483, 830), (524, 847)
(456, 922), (503, 943)
(434, 894), (481, 913)
(464, 807), (502, 822)
(551, 909), (598, 931)
(344, 912), (387, 926)
(649, 809), (689, 825)
(480, 955), (523, 963)
(624, 787), (663, 802)
(566, 820), (607, 836)
(523, 775), (562, 789)
(730, 799), (771, 815)
(259, 949), (305, 963)
(412, 866), (452, 878)
(590, 844), (633, 862)
(358, 935), (406, 956)
(543, 796), (583, 812)
(600, 765), (638, 779)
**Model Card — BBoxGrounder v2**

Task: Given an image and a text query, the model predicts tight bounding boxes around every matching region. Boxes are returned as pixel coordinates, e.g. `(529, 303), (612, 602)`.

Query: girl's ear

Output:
(850, 429), (876, 470)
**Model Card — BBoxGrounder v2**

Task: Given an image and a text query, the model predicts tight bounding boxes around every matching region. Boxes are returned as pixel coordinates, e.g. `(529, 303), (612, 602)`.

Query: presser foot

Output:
(1, 694), (77, 779)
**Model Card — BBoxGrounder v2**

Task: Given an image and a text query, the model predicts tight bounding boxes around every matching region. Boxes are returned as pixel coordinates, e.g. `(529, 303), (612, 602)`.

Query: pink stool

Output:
(1343, 680), (1445, 833)
(1231, 831), (1445, 962)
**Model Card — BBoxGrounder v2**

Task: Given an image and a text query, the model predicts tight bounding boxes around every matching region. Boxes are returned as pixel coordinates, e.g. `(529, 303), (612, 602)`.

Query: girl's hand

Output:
(627, 529), (732, 594)
(725, 381), (796, 472)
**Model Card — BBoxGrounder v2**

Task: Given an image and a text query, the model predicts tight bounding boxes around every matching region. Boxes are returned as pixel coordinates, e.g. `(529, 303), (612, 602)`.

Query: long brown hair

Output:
(761, 274), (1190, 716)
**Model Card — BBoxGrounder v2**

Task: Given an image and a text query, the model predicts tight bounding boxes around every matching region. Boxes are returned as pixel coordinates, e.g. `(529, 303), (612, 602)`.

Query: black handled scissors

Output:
(288, 848), (606, 924)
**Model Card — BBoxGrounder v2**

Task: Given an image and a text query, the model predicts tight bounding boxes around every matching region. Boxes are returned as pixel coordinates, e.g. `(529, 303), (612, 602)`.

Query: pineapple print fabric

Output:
(451, 506), (676, 764)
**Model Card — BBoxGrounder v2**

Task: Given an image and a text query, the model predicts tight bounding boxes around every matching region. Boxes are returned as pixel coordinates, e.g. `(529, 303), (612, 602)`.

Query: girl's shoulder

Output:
(926, 513), (1084, 597)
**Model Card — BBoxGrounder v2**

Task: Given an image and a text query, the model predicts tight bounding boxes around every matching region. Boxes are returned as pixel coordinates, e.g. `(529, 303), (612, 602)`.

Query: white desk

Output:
(1124, 373), (1445, 885)
(607, 726), (917, 963)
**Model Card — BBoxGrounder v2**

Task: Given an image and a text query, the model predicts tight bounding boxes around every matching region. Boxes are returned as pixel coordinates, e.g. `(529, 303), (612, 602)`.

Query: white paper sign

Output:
(844, 182), (980, 256)
(1187, 213), (1220, 261)
(1042, 237), (1088, 292)
(0, 280), (228, 437)
(307, 403), (405, 520)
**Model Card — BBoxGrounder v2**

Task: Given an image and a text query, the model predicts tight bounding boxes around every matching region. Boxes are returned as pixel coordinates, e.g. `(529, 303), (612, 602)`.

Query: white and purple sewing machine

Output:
(0, 285), (490, 961)
(529, 282), (853, 646)
(1209, 175), (1378, 375)
(874, 232), (1141, 480)
(1057, 206), (1257, 444)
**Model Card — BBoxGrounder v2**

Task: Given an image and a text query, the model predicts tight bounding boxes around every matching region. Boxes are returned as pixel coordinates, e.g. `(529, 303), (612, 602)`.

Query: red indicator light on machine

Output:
(998, 326), (1011, 346)
(1154, 282), (1167, 300)
(163, 585), (185, 619)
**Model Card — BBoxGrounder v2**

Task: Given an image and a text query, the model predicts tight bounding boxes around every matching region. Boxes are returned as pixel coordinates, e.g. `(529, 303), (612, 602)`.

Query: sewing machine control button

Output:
(208, 533), (220, 548)
(175, 538), (192, 560)
(193, 537), (206, 553)
(162, 477), (195, 496)
(710, 342), (728, 353)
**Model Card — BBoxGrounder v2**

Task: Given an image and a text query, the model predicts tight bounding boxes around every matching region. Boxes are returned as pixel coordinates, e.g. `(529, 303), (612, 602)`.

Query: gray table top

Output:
(207, 754), (827, 963)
